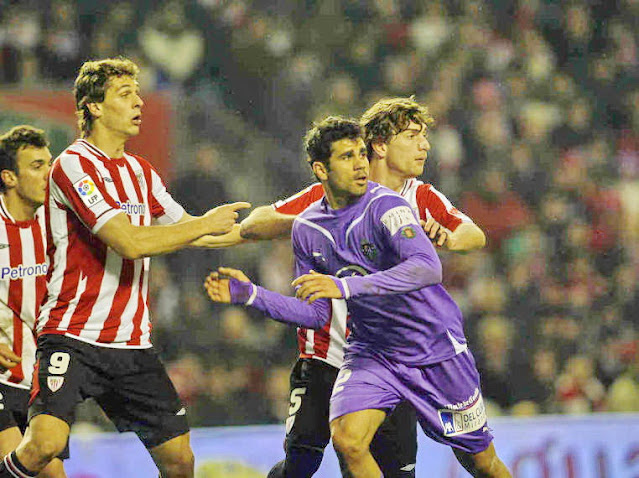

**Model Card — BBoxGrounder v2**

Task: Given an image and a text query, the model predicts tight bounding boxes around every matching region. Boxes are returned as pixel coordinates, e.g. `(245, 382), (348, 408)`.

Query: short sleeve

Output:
(273, 183), (324, 215)
(416, 184), (470, 231)
(142, 161), (185, 225)
(50, 154), (122, 234)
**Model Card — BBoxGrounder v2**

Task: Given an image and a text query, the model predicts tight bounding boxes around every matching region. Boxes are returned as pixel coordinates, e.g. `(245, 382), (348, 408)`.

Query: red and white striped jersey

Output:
(36, 139), (185, 348)
(0, 196), (47, 389)
(273, 179), (474, 368)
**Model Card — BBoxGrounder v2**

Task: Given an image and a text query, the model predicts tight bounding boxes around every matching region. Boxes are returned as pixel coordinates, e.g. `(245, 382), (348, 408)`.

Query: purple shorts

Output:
(329, 349), (493, 454)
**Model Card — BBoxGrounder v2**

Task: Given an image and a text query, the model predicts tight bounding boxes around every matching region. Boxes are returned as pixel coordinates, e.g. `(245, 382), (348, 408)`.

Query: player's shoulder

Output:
(296, 195), (324, 221)
(53, 140), (100, 172)
(368, 182), (411, 210)
(124, 151), (152, 168)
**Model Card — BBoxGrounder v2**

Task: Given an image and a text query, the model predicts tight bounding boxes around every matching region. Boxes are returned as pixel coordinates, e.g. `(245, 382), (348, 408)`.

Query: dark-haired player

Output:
(207, 116), (509, 477)
(0, 125), (66, 477)
(238, 98), (485, 477)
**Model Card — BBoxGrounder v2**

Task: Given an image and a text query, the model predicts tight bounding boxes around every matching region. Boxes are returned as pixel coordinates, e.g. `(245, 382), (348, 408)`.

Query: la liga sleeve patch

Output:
(380, 206), (419, 236)
(73, 176), (105, 209)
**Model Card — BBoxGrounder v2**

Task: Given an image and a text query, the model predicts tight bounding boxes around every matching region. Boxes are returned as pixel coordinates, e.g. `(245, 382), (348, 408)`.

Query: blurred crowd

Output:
(1, 0), (639, 428)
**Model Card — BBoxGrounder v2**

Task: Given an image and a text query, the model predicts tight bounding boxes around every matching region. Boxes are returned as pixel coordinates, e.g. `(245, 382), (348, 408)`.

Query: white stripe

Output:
(272, 183), (321, 209)
(340, 278), (351, 299)
(246, 284), (258, 305)
(295, 217), (336, 245)
(304, 328), (315, 355)
(324, 299), (347, 368)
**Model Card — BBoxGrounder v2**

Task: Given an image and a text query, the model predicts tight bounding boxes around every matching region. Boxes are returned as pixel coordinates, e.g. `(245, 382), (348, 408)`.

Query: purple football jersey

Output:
(290, 182), (468, 366)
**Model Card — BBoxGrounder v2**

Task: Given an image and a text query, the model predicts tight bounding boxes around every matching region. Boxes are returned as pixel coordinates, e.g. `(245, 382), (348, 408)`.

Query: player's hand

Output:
(204, 202), (251, 236)
(422, 218), (448, 247)
(292, 270), (343, 304)
(0, 344), (21, 371)
(204, 267), (251, 303)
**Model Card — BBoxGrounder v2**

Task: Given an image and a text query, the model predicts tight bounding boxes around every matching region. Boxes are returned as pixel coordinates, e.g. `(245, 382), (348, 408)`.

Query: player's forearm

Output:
(240, 206), (296, 240)
(339, 253), (442, 299)
(229, 279), (330, 328)
(446, 223), (486, 251)
(100, 214), (215, 259)
(189, 224), (248, 248)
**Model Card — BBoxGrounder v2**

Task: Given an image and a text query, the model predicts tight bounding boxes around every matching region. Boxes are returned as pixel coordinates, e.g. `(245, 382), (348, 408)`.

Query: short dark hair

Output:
(304, 116), (363, 171)
(0, 125), (49, 191)
(74, 57), (139, 137)
(360, 97), (434, 159)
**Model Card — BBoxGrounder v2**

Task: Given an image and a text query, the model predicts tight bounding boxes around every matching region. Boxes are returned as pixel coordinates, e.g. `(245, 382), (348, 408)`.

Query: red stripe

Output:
(127, 267), (146, 345)
(96, 161), (134, 342)
(6, 225), (24, 383)
(416, 183), (462, 231)
(139, 158), (167, 218)
(32, 219), (47, 313)
(297, 327), (309, 356)
(28, 359), (40, 406)
(312, 301), (333, 359)
(275, 183), (324, 214)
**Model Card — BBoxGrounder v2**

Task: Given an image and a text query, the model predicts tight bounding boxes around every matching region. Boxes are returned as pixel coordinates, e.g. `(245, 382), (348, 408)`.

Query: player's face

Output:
(96, 75), (144, 139)
(324, 137), (369, 201)
(385, 121), (431, 179)
(14, 145), (52, 207)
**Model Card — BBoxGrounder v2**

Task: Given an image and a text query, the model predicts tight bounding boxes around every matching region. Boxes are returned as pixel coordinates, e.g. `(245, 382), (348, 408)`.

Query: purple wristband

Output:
(228, 278), (255, 305)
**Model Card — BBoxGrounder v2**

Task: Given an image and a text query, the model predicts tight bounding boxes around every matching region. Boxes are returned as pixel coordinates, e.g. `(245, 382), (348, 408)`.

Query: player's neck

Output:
(324, 188), (359, 210)
(1, 192), (38, 222)
(84, 128), (127, 159)
(369, 161), (406, 192)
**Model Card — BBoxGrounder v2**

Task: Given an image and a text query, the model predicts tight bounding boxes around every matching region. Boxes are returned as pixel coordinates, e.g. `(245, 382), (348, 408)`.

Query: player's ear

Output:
(0, 169), (17, 188)
(371, 141), (387, 159)
(86, 102), (102, 119)
(312, 161), (329, 181)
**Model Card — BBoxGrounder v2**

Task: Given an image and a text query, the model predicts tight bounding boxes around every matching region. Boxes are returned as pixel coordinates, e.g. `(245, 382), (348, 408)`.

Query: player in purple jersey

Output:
(205, 117), (511, 477)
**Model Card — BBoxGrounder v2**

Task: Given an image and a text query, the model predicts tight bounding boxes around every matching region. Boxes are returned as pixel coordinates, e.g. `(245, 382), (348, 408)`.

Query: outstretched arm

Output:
(204, 267), (331, 329)
(239, 205), (296, 240)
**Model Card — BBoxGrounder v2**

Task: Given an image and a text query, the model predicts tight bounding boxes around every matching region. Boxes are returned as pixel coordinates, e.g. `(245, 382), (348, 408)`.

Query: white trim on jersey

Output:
(38, 140), (184, 348)
(345, 193), (399, 241)
(295, 217), (336, 245)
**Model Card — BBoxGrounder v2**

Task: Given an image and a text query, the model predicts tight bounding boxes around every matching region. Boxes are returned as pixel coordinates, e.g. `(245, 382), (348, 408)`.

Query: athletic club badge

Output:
(47, 376), (64, 392)
(360, 240), (378, 261)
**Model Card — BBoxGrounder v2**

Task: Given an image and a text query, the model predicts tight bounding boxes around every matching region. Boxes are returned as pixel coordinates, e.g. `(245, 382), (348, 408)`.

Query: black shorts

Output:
(284, 358), (417, 472)
(0, 382), (70, 460)
(0, 383), (29, 433)
(29, 334), (189, 449)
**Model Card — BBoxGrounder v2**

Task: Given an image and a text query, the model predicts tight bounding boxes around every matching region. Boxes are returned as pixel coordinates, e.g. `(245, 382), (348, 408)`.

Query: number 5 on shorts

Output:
(48, 352), (70, 375)
(285, 387), (307, 433)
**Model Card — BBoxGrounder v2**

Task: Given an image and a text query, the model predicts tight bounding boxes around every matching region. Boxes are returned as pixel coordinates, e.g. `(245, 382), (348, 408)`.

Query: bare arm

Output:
(96, 202), (250, 259)
(422, 219), (486, 252)
(189, 224), (249, 248)
(445, 222), (486, 251)
(239, 205), (296, 240)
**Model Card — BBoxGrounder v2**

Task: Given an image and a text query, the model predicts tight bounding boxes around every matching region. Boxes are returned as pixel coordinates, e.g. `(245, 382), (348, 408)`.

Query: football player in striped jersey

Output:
(0, 125), (66, 477)
(0, 58), (249, 478)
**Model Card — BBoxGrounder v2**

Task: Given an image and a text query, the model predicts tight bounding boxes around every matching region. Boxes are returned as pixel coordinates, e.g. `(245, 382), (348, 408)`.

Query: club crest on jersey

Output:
(47, 376), (64, 392)
(401, 226), (417, 239)
(73, 176), (104, 208)
(360, 240), (378, 261)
